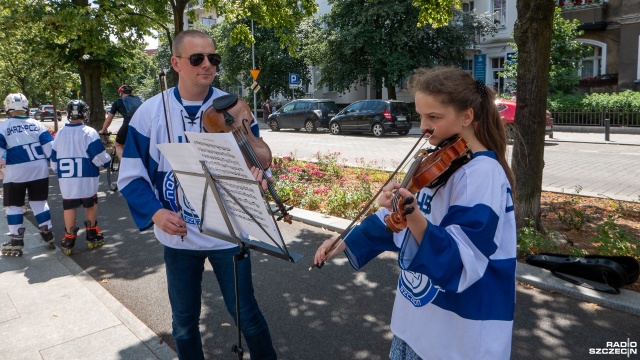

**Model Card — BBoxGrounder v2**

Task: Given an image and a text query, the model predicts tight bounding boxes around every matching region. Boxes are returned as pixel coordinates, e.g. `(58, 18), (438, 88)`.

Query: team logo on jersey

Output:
(398, 270), (441, 307)
(163, 171), (201, 226)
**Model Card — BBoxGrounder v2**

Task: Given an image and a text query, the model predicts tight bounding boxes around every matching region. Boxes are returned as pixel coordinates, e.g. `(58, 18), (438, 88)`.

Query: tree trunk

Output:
(512, 0), (555, 231)
(387, 84), (397, 100)
(77, 61), (105, 129)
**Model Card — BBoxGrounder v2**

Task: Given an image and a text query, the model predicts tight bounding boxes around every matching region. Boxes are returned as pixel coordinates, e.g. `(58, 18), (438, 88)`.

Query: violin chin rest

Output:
(213, 94), (238, 110)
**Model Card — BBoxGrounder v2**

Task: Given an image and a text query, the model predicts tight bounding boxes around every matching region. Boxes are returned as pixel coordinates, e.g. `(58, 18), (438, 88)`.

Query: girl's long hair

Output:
(407, 67), (515, 190)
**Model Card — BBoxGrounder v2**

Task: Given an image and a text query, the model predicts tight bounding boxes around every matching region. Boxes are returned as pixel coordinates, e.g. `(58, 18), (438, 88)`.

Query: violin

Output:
(201, 94), (293, 224)
(384, 135), (470, 233)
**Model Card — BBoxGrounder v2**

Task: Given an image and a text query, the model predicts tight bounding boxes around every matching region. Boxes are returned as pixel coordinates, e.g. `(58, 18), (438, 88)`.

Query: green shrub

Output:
(589, 216), (640, 259)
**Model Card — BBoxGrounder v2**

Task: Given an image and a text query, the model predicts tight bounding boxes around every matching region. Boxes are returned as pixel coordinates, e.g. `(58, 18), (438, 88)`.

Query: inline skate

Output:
(84, 220), (105, 249)
(60, 227), (79, 256)
(1, 227), (25, 257)
(39, 225), (55, 249)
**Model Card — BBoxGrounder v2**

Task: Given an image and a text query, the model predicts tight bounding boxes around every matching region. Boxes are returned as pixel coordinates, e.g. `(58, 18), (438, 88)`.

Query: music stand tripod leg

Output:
(231, 243), (249, 359)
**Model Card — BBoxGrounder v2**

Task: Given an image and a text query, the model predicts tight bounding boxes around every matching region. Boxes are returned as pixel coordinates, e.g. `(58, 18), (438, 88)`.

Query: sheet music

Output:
(158, 133), (283, 251)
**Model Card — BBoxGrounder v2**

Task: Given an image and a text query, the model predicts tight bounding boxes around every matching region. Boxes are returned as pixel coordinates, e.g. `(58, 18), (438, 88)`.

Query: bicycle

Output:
(100, 132), (119, 191)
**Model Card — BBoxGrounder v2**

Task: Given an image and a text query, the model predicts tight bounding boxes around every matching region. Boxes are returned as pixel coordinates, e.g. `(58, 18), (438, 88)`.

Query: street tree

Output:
(211, 19), (311, 104)
(511, 0), (556, 230)
(502, 7), (590, 94)
(316, 1), (495, 98)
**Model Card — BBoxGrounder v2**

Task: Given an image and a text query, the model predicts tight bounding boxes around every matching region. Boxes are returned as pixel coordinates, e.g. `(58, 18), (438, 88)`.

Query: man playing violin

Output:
(117, 29), (277, 360)
(314, 67), (516, 360)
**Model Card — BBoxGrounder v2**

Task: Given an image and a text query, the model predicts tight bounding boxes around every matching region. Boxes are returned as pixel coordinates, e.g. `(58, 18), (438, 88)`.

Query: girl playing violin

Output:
(313, 67), (516, 360)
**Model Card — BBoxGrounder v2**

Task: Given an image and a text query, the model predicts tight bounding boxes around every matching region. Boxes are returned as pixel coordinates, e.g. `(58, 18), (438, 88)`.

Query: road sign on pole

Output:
(251, 81), (260, 93)
(250, 69), (260, 81)
(289, 74), (300, 86)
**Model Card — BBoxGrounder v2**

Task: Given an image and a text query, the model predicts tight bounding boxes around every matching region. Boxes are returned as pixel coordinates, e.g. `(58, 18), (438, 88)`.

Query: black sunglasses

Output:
(177, 53), (222, 67)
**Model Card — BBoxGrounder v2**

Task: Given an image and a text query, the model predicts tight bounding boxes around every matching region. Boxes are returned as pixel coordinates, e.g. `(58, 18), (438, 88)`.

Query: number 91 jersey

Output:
(0, 116), (54, 184)
(50, 123), (111, 199)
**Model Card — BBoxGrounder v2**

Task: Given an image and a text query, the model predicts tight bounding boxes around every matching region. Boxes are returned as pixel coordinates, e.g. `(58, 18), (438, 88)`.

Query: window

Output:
(491, 57), (506, 94)
(493, 0), (506, 28)
(361, 101), (379, 111)
(580, 45), (601, 78)
(462, 59), (473, 75)
(462, 1), (474, 12)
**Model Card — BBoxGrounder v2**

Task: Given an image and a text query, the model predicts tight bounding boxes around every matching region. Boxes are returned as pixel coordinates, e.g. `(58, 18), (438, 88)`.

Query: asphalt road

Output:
(44, 169), (640, 360)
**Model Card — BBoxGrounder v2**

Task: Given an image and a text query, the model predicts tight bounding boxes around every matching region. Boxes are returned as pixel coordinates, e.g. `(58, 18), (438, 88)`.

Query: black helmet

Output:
(66, 100), (89, 120)
(118, 84), (132, 94)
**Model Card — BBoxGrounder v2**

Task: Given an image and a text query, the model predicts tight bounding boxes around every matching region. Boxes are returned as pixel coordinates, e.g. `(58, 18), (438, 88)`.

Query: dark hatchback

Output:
(268, 99), (339, 132)
(329, 100), (413, 137)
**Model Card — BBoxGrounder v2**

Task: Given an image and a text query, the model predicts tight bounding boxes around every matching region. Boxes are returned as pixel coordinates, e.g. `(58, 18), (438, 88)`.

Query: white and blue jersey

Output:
(343, 151), (516, 360)
(0, 115), (54, 184)
(50, 123), (111, 199)
(118, 86), (265, 250)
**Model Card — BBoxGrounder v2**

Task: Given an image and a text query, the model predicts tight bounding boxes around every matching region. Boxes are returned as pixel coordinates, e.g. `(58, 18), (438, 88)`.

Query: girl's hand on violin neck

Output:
(250, 166), (268, 191)
(313, 238), (345, 266)
(379, 181), (402, 210)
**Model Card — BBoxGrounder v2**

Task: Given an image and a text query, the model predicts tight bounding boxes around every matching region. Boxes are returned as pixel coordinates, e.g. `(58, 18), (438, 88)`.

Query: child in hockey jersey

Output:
(50, 100), (111, 255)
(314, 67), (516, 360)
(1, 93), (55, 256)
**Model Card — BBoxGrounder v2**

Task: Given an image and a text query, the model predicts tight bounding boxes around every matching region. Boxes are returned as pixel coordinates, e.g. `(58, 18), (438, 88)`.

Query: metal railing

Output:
(550, 108), (640, 127)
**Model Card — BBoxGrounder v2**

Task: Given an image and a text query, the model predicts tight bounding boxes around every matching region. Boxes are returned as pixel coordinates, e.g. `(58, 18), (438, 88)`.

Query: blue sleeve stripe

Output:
(403, 223), (464, 291)
(86, 138), (106, 160)
(7, 213), (23, 226)
(344, 214), (398, 270)
(440, 204), (499, 258)
(432, 258), (515, 321)
(122, 125), (158, 183)
(120, 177), (163, 231)
(39, 130), (54, 144)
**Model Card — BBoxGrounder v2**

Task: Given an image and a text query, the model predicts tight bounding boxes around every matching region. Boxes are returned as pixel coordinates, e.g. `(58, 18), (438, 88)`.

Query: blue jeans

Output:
(164, 246), (276, 360)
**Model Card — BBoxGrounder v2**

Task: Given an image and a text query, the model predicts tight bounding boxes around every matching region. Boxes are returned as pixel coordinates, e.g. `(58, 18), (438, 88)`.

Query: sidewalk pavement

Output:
(2, 130), (640, 360)
(0, 207), (176, 360)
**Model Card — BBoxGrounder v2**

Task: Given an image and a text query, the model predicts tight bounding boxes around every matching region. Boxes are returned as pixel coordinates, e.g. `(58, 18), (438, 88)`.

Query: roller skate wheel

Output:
(88, 242), (94, 250)
(63, 248), (72, 256)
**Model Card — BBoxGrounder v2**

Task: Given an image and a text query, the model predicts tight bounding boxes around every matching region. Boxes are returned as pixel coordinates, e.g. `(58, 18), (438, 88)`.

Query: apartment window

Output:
(461, 59), (473, 75)
(580, 45), (601, 78)
(462, 1), (474, 12)
(493, 0), (506, 28)
(491, 57), (506, 94)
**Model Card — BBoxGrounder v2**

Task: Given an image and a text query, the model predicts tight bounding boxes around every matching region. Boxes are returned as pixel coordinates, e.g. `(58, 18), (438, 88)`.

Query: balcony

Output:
(558, 1), (607, 26)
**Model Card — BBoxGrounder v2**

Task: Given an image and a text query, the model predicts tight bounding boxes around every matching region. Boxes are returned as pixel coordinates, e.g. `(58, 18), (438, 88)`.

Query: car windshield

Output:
(318, 102), (338, 112)
(44, 106), (54, 111)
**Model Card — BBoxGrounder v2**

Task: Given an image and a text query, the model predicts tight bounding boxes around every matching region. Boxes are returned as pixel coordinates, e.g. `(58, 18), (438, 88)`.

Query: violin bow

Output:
(158, 70), (185, 240)
(309, 128), (433, 270)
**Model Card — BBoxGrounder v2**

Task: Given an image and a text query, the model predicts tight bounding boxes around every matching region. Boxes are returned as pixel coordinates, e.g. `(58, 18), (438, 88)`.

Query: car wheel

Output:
(305, 119), (317, 133)
(269, 119), (280, 132)
(397, 130), (409, 136)
(372, 123), (386, 137)
(505, 125), (515, 144)
(330, 122), (341, 135)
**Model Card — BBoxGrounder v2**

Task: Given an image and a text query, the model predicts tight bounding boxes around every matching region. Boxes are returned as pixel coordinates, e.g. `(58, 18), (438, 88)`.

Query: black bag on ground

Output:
(525, 253), (639, 294)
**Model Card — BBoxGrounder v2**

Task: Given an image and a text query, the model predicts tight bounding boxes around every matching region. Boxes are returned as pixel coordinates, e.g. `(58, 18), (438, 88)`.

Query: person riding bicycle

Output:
(99, 85), (142, 159)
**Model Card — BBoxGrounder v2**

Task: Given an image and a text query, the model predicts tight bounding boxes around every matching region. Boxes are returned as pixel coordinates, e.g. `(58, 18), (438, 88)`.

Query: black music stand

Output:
(171, 160), (301, 359)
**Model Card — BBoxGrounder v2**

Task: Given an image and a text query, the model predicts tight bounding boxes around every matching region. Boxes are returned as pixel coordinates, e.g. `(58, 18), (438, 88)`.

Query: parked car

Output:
(29, 108), (37, 117)
(328, 99), (413, 137)
(267, 99), (339, 132)
(34, 105), (62, 121)
(495, 99), (553, 143)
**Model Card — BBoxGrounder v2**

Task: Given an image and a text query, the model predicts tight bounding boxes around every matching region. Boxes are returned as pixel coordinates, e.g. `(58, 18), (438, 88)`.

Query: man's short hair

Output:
(172, 30), (216, 56)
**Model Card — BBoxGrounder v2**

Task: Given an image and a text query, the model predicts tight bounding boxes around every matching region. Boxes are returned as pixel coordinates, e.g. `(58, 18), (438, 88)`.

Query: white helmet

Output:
(4, 93), (29, 113)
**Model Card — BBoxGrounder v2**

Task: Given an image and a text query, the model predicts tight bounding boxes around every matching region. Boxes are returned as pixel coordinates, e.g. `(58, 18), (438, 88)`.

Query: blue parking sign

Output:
(289, 74), (300, 85)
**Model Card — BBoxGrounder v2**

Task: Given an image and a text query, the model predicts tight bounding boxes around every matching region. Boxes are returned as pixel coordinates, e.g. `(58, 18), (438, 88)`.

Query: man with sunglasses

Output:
(99, 84), (141, 160)
(117, 30), (277, 360)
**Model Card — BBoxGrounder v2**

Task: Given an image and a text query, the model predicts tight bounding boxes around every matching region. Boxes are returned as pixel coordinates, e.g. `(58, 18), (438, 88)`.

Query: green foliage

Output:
(503, 8), (589, 94)
(589, 216), (640, 259)
(517, 219), (560, 257)
(547, 90), (640, 111)
(315, 3), (495, 95)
